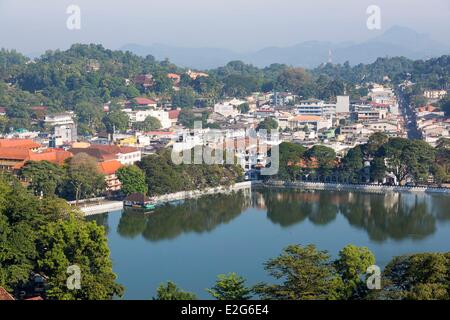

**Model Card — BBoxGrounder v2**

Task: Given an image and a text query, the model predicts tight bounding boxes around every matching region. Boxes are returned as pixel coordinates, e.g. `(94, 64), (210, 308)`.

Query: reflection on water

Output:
(118, 191), (248, 241)
(114, 188), (450, 243)
(90, 188), (450, 299)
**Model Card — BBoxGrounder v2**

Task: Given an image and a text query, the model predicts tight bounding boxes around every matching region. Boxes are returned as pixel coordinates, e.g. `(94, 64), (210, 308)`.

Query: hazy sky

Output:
(1, 0), (449, 54)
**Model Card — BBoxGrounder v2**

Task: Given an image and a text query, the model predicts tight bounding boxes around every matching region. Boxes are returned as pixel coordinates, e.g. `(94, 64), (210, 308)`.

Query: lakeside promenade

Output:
(264, 180), (450, 194)
(74, 180), (450, 216)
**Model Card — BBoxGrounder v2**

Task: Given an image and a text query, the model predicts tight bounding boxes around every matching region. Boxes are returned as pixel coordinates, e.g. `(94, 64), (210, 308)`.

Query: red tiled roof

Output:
(292, 115), (322, 121)
(418, 105), (438, 112)
(98, 160), (123, 175)
(0, 139), (41, 149)
(0, 147), (32, 160)
(69, 145), (138, 161)
(167, 73), (180, 80)
(0, 287), (14, 300)
(0, 107), (6, 113)
(25, 296), (43, 300)
(0, 147), (73, 169)
(168, 110), (180, 119)
(29, 149), (73, 165)
(30, 106), (49, 111)
(134, 97), (156, 105)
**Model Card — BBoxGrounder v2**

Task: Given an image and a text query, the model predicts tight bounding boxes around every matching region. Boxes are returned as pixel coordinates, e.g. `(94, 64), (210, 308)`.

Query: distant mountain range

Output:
(120, 26), (450, 70)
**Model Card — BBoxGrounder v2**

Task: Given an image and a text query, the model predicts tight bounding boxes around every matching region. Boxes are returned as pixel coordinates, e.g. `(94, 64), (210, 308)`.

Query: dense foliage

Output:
(116, 165), (148, 195)
(159, 242), (450, 300)
(20, 154), (106, 201)
(274, 133), (449, 185)
(0, 174), (122, 299)
(137, 148), (244, 196)
(2, 44), (448, 134)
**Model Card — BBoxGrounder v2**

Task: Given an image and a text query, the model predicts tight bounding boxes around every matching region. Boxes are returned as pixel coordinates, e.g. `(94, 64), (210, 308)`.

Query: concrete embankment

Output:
(73, 180), (449, 216)
(74, 181), (256, 216)
(73, 200), (124, 216)
(261, 181), (450, 195)
(151, 181), (254, 203)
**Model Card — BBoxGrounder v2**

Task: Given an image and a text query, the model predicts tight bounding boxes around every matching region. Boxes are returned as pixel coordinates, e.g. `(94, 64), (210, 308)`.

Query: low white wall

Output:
(263, 181), (450, 194)
(152, 181), (253, 203)
(77, 181), (255, 216)
(78, 201), (124, 216)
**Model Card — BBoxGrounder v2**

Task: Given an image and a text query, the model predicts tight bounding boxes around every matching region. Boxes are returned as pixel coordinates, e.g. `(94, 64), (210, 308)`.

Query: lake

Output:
(88, 188), (450, 300)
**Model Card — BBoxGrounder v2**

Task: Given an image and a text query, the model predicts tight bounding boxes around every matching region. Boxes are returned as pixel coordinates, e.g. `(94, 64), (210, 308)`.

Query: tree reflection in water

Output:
(115, 188), (450, 242)
(117, 191), (249, 241)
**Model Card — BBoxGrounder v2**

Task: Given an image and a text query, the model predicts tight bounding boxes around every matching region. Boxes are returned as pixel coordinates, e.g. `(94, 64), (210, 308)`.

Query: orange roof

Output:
(98, 160), (122, 175)
(69, 145), (138, 161)
(0, 147), (32, 160)
(0, 139), (41, 149)
(0, 287), (14, 300)
(25, 296), (43, 300)
(167, 73), (180, 79)
(168, 109), (180, 119)
(29, 149), (73, 165)
(134, 97), (156, 105)
(0, 147), (72, 169)
(292, 115), (322, 122)
(418, 105), (438, 112)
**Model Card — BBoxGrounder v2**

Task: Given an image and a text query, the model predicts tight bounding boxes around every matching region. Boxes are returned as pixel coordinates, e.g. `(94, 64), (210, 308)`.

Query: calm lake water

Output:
(88, 188), (450, 300)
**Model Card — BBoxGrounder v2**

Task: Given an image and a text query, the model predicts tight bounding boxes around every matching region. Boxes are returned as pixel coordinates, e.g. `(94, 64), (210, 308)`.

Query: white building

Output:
(288, 115), (332, 131)
(44, 112), (77, 146)
(124, 109), (172, 129)
(214, 102), (239, 118)
(44, 112), (75, 126)
(336, 96), (350, 113)
(295, 99), (335, 117)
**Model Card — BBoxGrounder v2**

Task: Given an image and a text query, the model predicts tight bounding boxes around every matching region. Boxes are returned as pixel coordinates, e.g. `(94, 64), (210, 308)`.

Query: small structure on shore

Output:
(123, 193), (155, 209)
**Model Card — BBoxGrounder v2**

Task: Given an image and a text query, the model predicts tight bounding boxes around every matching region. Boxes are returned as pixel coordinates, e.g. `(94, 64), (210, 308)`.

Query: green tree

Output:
(207, 273), (252, 300)
(237, 103), (250, 114)
(21, 161), (65, 196)
(133, 116), (161, 132)
(172, 87), (195, 108)
(277, 142), (307, 181)
(0, 115), (8, 133)
(305, 145), (336, 177)
(116, 165), (148, 195)
(154, 281), (197, 300)
(342, 146), (364, 183)
(276, 67), (313, 97)
(380, 138), (436, 185)
(37, 217), (124, 300)
(376, 253), (450, 300)
(334, 245), (375, 299)
(64, 153), (105, 203)
(438, 96), (450, 117)
(102, 110), (129, 133)
(253, 244), (343, 300)
(257, 118), (278, 131)
(178, 109), (197, 128)
(370, 157), (386, 183)
(74, 102), (104, 134)
(364, 132), (389, 157)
